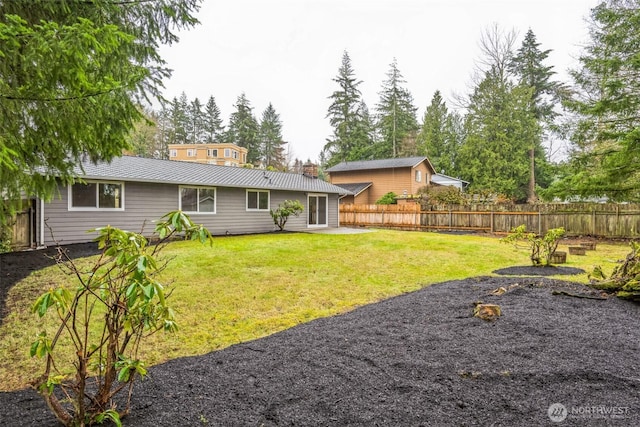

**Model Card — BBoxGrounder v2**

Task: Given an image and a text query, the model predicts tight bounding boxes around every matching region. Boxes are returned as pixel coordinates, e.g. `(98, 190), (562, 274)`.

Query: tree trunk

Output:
(526, 147), (537, 203)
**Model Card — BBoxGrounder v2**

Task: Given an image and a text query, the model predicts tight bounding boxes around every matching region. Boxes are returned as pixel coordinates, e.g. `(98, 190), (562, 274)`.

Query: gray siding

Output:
(40, 182), (339, 246)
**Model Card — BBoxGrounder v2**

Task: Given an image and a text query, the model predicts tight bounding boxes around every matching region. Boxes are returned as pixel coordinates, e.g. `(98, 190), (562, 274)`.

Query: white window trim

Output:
(246, 189), (270, 211)
(68, 181), (125, 211)
(187, 148), (197, 157)
(169, 149), (177, 158)
(416, 170), (422, 183)
(179, 185), (217, 214)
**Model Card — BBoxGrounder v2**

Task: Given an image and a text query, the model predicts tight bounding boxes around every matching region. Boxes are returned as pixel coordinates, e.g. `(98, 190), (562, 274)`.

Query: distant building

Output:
(168, 143), (248, 167)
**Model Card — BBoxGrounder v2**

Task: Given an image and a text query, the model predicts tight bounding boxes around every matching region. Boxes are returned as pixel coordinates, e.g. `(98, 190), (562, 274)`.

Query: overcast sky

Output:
(159, 0), (598, 162)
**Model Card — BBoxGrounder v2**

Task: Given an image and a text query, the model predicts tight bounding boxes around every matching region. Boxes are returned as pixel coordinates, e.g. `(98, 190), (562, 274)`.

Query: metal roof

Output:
(333, 182), (372, 196)
(71, 156), (350, 194)
(325, 156), (431, 172)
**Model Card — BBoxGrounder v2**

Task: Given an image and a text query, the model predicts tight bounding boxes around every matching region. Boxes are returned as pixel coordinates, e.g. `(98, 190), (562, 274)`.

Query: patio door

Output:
(308, 194), (328, 227)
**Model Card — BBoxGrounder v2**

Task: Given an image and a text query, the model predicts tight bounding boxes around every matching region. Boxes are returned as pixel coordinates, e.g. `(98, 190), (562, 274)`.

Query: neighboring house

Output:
(326, 157), (436, 204)
(431, 173), (469, 190)
(29, 156), (349, 247)
(168, 143), (248, 167)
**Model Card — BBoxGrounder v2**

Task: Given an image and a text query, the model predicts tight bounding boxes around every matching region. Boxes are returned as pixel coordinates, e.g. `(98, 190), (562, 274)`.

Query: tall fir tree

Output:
(187, 97), (205, 144)
(418, 91), (447, 168)
(226, 93), (260, 164)
(168, 93), (189, 144)
(417, 91), (464, 177)
(458, 67), (540, 201)
(544, 0), (640, 202)
(324, 51), (373, 166)
(259, 103), (287, 169)
(375, 58), (419, 158)
(203, 96), (225, 143)
(508, 29), (557, 202)
(0, 0), (200, 222)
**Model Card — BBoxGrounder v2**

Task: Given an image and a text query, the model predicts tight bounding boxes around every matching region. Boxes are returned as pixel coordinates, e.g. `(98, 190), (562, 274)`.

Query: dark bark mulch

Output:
(493, 265), (586, 277)
(1, 274), (638, 426)
(0, 243), (100, 326)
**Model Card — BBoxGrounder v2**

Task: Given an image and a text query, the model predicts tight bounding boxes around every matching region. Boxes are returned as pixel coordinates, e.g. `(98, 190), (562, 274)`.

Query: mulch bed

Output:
(1, 249), (639, 426)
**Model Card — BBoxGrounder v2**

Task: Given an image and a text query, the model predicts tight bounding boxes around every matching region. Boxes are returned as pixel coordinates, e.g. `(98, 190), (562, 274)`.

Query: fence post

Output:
(490, 210), (494, 233)
(538, 207), (542, 236)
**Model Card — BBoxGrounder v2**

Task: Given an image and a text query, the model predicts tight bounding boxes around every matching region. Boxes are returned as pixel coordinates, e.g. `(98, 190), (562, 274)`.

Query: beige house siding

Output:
(330, 165), (430, 204)
(168, 143), (248, 166)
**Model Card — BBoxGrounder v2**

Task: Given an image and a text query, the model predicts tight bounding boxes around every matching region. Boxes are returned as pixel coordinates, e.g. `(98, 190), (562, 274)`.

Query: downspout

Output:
(40, 198), (45, 248)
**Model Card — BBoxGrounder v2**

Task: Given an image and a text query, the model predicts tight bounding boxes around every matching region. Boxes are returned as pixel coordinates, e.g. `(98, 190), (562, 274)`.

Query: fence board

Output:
(339, 203), (640, 238)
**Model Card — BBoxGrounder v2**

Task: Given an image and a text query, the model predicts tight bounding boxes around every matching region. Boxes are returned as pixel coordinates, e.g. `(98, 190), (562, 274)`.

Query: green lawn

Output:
(0, 229), (629, 391)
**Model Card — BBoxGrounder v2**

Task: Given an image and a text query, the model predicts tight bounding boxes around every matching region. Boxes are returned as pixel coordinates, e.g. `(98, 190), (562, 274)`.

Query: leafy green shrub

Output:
(417, 185), (466, 206)
(30, 211), (212, 426)
(0, 222), (11, 253)
(270, 200), (304, 231)
(375, 192), (398, 205)
(500, 224), (565, 266)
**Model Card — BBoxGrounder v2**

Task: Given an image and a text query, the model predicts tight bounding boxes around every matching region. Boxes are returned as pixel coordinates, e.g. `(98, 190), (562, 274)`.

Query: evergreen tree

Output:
(458, 67), (540, 201)
(226, 93), (260, 163)
(509, 29), (558, 202)
(418, 91), (447, 168)
(259, 103), (287, 169)
(155, 106), (172, 159)
(168, 93), (189, 144)
(126, 107), (162, 158)
(0, 1), (200, 223)
(187, 97), (205, 144)
(417, 92), (465, 177)
(544, 0), (640, 202)
(203, 96), (225, 143)
(375, 58), (419, 158)
(324, 51), (373, 165)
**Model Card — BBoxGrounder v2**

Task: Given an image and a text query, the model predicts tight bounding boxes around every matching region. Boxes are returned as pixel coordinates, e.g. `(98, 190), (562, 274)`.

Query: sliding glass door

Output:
(308, 194), (328, 227)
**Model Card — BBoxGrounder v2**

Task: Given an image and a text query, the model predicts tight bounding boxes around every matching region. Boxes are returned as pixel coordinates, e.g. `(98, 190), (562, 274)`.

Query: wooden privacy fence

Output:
(339, 203), (640, 238)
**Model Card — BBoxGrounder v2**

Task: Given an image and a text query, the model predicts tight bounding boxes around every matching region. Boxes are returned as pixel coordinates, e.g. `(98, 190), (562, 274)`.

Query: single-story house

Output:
(326, 157), (436, 204)
(29, 156), (350, 247)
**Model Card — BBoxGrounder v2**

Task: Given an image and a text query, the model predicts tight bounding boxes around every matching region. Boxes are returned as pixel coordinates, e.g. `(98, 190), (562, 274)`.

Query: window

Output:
(180, 186), (216, 213)
(232, 150), (238, 159)
(169, 149), (177, 158)
(207, 148), (218, 157)
(415, 170), (422, 182)
(246, 189), (269, 211)
(224, 148), (231, 158)
(187, 149), (197, 157)
(69, 182), (124, 210)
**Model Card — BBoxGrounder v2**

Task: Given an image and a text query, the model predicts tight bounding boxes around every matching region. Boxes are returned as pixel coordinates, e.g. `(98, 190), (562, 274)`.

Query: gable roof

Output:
(325, 156), (433, 173)
(431, 173), (469, 187)
(333, 182), (372, 197)
(70, 156), (350, 194)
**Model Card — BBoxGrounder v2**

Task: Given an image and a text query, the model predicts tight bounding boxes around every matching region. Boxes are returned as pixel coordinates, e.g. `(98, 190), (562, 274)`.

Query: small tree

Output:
(30, 211), (212, 426)
(501, 224), (565, 266)
(270, 200), (304, 231)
